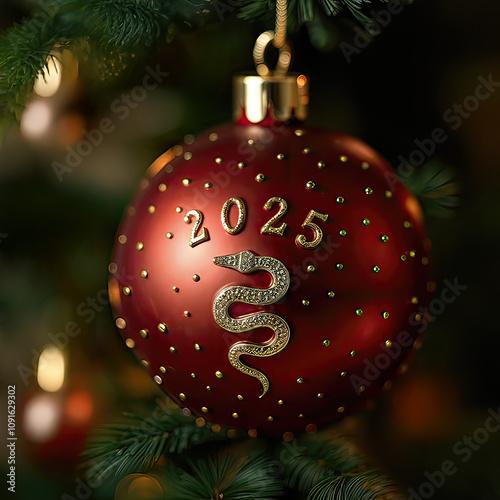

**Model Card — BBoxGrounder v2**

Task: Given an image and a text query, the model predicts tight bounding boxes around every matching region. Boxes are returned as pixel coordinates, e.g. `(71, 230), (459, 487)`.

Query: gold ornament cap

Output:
(233, 73), (309, 125)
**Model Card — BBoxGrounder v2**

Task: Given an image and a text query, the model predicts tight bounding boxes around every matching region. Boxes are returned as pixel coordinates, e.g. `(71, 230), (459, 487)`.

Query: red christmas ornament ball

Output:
(109, 122), (432, 435)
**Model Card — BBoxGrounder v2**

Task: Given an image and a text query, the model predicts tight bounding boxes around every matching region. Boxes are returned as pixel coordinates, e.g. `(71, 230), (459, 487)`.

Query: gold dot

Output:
(195, 417), (206, 427)
(411, 296), (419, 304)
(283, 431), (294, 441)
(327, 290), (336, 299)
(118, 234), (127, 244)
(158, 323), (167, 333)
(359, 385), (365, 392)
(215, 157), (223, 164)
(339, 229), (348, 237)
(415, 313), (422, 321)
(278, 399), (284, 405)
(422, 257), (429, 265)
(306, 424), (318, 434)
(385, 340), (392, 347)
(201, 406), (208, 413)
(237, 162), (246, 169)
(140, 269), (148, 278)
(206, 385), (212, 391)
(382, 311), (390, 319)
(204, 182), (212, 190)
(175, 207), (183, 213)
(125, 338), (135, 348)
(179, 393), (186, 401)
(215, 371), (224, 379)
(166, 165), (174, 173)
(400, 255), (407, 262)
(184, 134), (195, 144)
(302, 299), (310, 306)
(158, 183), (167, 192)
(184, 152), (193, 161)
(139, 329), (149, 339)
(302, 147), (311, 154)
(123, 286), (132, 296)
(410, 250), (416, 258)
(255, 173), (266, 183)
(237, 394), (244, 401)
(194, 343), (202, 351)
(248, 429), (258, 438)
(148, 205), (156, 214)
(350, 350), (357, 357)
(166, 232), (173, 239)
(183, 311), (191, 317)
(212, 424), (221, 433)
(190, 372), (197, 378)
(141, 359), (149, 367)
(276, 153), (285, 160)
(307, 265), (316, 273)
(317, 161), (326, 169)
(340, 371), (348, 377)
(336, 196), (345, 204)
(232, 412), (239, 419)
(154, 375), (163, 385)
(108, 262), (118, 274)
(296, 377), (304, 384)
(336, 263), (344, 271)
(267, 416), (274, 422)
(159, 366), (167, 373)
(135, 242), (144, 251)
(294, 129), (304, 136)
(306, 181), (315, 190)
(192, 274), (200, 282)
(115, 317), (126, 329)
(317, 392), (324, 399)
(172, 286), (179, 292)
(361, 161), (370, 170)
(403, 220), (412, 229)
(228, 429), (237, 438)
(337, 406), (345, 413)
(385, 190), (393, 198)
(364, 187), (373, 195)
(182, 178), (191, 186)
(298, 413), (304, 418)
(339, 155), (348, 163)
(209, 132), (218, 142)
(169, 346), (177, 353)
(247, 139), (255, 146)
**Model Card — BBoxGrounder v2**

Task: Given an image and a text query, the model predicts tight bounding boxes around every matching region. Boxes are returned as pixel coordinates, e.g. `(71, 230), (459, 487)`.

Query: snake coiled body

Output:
(213, 250), (291, 398)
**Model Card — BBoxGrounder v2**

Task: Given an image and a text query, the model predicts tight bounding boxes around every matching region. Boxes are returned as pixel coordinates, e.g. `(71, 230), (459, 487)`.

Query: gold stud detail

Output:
(248, 429), (258, 438)
(204, 182), (212, 190)
(339, 155), (348, 163)
(159, 366), (167, 373)
(295, 129), (304, 136)
(336, 263), (344, 271)
(361, 161), (370, 170)
(158, 323), (167, 333)
(276, 153), (285, 160)
(190, 373), (197, 378)
(139, 329), (149, 339)
(212, 424), (221, 433)
(247, 139), (255, 146)
(255, 173), (266, 183)
(147, 205), (156, 214)
(410, 250), (416, 258)
(401, 255), (407, 262)
(372, 265), (381, 273)
(166, 232), (173, 239)
(385, 340), (392, 347)
(340, 371), (348, 377)
(115, 317), (126, 329)
(154, 375), (163, 385)
(382, 311), (390, 319)
(141, 360), (149, 368)
(182, 178), (191, 186)
(123, 286), (132, 296)
(364, 187), (373, 195)
(158, 183), (167, 192)
(201, 406), (208, 413)
(193, 274), (200, 282)
(194, 343), (202, 351)
(317, 393), (324, 399)
(336, 196), (344, 204)
(306, 181), (315, 190)
(278, 399), (284, 405)
(232, 412), (239, 418)
(172, 286), (179, 292)
(355, 308), (363, 316)
(215, 371), (224, 379)
(140, 270), (148, 278)
(422, 257), (429, 265)
(214, 157), (224, 165)
(380, 235), (389, 243)
(108, 262), (118, 274)
(385, 190), (393, 198)
(323, 339), (330, 346)
(298, 413), (304, 418)
(136, 242), (144, 251)
(179, 393), (186, 401)
(411, 296), (418, 304)
(317, 161), (326, 169)
(339, 229), (347, 237)
(118, 234), (127, 244)
(302, 147), (311, 154)
(327, 291), (336, 299)
(183, 311), (191, 317)
(307, 265), (316, 273)
(183, 152), (192, 161)
(175, 206), (183, 213)
(267, 416), (274, 422)
(359, 385), (365, 392)
(237, 394), (244, 401)
(209, 132), (218, 142)
(206, 385), (212, 391)
(337, 406), (345, 413)
(296, 377), (304, 384)
(415, 313), (422, 321)
(195, 417), (206, 427)
(237, 162), (246, 169)
(125, 338), (135, 348)
(403, 220), (412, 229)
(302, 299), (310, 306)
(350, 350), (357, 357)
(169, 346), (177, 353)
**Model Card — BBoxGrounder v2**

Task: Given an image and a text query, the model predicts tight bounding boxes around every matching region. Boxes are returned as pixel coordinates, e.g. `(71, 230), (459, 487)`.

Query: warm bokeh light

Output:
(20, 100), (52, 139)
(244, 76), (266, 123)
(297, 74), (308, 88)
(33, 56), (62, 98)
(23, 394), (61, 442)
(115, 474), (163, 500)
(64, 391), (93, 424)
(37, 345), (65, 392)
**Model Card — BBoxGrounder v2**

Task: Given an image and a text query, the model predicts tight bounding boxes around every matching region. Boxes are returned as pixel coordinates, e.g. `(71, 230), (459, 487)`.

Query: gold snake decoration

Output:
(212, 250), (291, 398)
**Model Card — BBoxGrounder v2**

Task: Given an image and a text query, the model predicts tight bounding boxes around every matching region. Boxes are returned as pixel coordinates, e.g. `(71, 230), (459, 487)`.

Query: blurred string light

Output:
(23, 394), (61, 442)
(115, 474), (164, 500)
(20, 100), (53, 139)
(37, 345), (65, 392)
(33, 56), (62, 98)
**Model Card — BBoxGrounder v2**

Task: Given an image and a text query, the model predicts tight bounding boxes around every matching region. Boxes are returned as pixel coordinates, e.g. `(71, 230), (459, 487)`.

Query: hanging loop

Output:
(253, 30), (291, 76)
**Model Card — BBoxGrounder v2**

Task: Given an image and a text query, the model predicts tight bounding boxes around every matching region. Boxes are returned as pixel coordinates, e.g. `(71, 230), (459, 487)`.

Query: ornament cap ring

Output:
(253, 30), (291, 76)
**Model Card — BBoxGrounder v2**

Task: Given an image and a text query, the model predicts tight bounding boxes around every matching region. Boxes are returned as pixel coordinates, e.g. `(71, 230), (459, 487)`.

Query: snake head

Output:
(213, 250), (256, 273)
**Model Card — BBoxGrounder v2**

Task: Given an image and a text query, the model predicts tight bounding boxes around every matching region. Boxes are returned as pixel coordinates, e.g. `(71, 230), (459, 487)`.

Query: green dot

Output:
(372, 265), (380, 273)
(336, 196), (344, 204)
(380, 235), (389, 243)
(339, 229), (347, 237)
(362, 218), (370, 226)
(381, 311), (390, 319)
(355, 308), (363, 316)
(323, 339), (331, 347)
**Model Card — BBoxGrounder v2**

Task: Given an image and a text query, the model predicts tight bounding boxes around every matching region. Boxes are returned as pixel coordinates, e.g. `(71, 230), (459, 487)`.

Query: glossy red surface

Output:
(109, 123), (432, 436)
